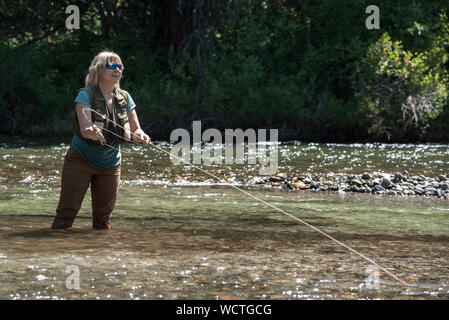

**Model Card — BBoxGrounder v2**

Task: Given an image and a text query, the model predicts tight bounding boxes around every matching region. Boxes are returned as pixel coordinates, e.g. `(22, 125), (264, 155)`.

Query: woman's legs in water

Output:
(51, 146), (92, 229)
(90, 164), (120, 229)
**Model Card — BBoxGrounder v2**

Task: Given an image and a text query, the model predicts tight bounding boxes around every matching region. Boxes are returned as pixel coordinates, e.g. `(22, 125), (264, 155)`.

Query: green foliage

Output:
(357, 28), (448, 141)
(1, 0), (449, 142)
(0, 40), (70, 136)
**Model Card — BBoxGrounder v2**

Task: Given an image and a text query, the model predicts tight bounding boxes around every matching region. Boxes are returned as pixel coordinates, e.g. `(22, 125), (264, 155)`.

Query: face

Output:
(100, 57), (123, 85)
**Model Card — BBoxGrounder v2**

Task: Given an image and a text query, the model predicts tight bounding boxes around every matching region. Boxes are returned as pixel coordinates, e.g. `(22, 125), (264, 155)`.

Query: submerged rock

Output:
(20, 176), (32, 183)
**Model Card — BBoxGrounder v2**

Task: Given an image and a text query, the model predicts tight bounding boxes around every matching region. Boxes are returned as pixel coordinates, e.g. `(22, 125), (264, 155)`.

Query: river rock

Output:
(349, 178), (363, 187)
(379, 173), (391, 180)
(310, 181), (321, 189)
(427, 182), (439, 189)
(245, 171), (448, 199)
(292, 181), (308, 189)
(20, 176), (33, 183)
(269, 176), (284, 182)
(252, 177), (265, 184)
(401, 182), (413, 188)
(373, 185), (386, 192)
(283, 182), (293, 190)
(393, 172), (403, 182)
(414, 187), (424, 195)
(380, 178), (392, 189)
(362, 172), (371, 180)
(276, 172), (288, 179)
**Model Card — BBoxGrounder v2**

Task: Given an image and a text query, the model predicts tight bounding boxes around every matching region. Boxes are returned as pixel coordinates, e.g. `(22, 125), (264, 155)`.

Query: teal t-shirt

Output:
(72, 89), (136, 169)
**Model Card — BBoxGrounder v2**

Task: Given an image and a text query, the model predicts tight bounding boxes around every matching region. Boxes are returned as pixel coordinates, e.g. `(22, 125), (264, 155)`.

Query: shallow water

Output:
(0, 136), (448, 299)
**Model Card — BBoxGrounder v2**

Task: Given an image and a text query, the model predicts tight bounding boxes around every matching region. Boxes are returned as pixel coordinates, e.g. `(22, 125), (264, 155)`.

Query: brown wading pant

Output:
(51, 146), (120, 230)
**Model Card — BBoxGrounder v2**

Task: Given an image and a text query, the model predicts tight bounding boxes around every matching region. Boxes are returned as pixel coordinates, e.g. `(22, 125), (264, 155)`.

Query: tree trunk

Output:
(96, 0), (111, 40)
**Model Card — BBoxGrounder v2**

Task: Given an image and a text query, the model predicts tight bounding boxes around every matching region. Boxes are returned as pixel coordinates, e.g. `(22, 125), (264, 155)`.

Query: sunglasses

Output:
(106, 63), (123, 71)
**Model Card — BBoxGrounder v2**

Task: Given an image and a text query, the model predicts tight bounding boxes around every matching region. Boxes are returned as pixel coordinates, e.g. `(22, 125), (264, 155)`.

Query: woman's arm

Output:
(128, 109), (151, 145)
(75, 102), (102, 141)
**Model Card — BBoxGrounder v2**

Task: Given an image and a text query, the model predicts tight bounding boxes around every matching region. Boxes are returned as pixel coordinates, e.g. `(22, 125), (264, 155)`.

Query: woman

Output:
(51, 50), (150, 230)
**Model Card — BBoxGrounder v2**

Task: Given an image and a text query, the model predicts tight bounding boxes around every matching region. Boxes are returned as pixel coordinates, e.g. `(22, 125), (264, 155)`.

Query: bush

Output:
(356, 32), (448, 141)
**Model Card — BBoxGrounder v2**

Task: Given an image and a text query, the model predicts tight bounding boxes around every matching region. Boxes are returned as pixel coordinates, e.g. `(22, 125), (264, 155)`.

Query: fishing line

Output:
(81, 107), (411, 286)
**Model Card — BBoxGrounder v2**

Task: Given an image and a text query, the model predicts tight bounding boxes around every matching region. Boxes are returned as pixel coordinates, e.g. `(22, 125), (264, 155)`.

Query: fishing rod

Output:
(81, 107), (411, 287)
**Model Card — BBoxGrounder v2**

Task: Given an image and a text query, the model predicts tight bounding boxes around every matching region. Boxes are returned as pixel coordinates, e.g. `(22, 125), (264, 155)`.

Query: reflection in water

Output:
(0, 136), (448, 299)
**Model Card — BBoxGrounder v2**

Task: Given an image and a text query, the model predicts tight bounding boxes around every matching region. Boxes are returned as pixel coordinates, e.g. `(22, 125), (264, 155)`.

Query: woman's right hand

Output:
(82, 125), (102, 141)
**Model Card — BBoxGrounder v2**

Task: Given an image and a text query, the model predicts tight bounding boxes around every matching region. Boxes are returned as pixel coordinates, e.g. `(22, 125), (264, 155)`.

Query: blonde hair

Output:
(85, 50), (123, 87)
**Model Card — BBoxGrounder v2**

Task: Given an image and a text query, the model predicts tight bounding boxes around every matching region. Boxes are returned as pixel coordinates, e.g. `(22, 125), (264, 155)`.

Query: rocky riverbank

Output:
(247, 171), (449, 199)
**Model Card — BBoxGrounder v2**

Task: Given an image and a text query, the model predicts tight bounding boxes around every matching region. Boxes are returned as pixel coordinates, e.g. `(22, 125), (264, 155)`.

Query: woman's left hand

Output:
(133, 129), (151, 146)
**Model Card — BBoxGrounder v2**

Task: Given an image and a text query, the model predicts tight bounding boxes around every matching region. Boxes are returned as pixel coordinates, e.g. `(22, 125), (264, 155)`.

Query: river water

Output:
(0, 135), (448, 299)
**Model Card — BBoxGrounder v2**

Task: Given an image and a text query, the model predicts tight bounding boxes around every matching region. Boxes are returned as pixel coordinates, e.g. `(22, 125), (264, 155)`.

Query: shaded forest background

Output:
(1, 0), (449, 142)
